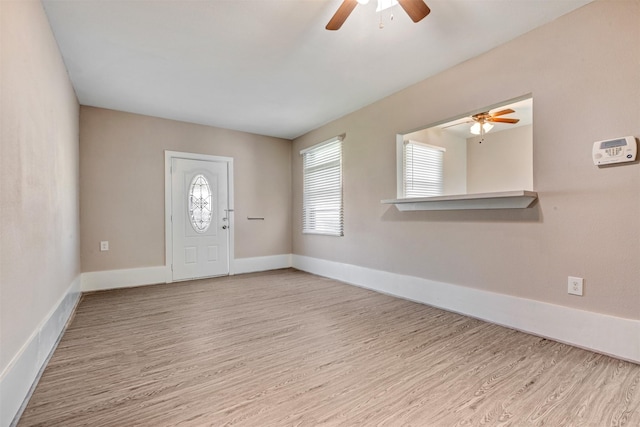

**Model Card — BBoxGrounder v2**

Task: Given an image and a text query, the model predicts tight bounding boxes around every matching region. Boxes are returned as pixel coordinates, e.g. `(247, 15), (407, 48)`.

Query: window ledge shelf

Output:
(381, 190), (538, 211)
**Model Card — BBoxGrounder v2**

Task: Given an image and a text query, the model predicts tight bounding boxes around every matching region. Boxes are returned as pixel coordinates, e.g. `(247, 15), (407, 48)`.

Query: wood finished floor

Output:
(18, 269), (640, 426)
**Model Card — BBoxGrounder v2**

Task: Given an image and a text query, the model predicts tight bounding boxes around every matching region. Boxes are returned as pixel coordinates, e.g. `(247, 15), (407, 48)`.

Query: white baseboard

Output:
(233, 254), (292, 275)
(81, 266), (169, 292)
(292, 255), (640, 364)
(81, 256), (294, 292)
(1, 275), (82, 427)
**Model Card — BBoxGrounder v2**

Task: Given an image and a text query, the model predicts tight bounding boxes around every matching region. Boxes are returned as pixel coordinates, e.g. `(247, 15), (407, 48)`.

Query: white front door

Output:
(171, 157), (230, 281)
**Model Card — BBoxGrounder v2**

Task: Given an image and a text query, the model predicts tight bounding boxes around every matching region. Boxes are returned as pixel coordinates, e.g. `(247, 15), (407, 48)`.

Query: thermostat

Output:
(592, 136), (636, 165)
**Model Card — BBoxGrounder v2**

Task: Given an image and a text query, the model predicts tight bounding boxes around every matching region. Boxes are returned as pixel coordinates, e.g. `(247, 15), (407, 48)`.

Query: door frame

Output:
(164, 150), (235, 283)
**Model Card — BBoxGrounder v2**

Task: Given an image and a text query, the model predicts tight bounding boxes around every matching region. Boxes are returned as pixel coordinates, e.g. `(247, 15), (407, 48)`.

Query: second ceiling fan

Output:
(326, 0), (431, 30)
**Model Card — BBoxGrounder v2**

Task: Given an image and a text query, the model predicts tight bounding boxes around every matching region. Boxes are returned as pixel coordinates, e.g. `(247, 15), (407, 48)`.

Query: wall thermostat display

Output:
(592, 136), (637, 165)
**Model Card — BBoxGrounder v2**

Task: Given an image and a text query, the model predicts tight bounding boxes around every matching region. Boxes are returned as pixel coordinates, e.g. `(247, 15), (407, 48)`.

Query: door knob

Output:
(222, 225), (228, 230)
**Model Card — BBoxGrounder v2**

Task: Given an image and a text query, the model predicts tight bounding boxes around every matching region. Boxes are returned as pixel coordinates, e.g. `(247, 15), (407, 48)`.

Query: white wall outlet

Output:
(100, 241), (109, 251)
(568, 276), (583, 296)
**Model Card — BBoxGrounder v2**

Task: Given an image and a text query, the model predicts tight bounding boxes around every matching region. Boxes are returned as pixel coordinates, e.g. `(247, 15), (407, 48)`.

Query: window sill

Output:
(381, 190), (538, 211)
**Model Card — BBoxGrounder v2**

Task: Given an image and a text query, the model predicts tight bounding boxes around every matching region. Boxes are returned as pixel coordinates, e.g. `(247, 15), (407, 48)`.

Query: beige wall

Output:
(467, 124), (533, 194)
(0, 0), (80, 372)
(293, 0), (640, 319)
(80, 107), (292, 272)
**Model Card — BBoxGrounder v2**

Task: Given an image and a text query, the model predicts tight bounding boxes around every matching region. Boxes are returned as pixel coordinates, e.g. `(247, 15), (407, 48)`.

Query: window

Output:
(403, 140), (445, 198)
(301, 136), (343, 236)
(189, 174), (213, 233)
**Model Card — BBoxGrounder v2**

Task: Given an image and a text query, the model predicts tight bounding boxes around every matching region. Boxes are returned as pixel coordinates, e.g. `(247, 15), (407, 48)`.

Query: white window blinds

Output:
(301, 137), (343, 236)
(403, 140), (445, 198)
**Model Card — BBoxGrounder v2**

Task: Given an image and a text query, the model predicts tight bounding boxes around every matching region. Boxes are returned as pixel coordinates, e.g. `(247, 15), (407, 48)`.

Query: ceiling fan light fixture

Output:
(470, 120), (494, 135)
(326, 0), (430, 30)
(376, 0), (399, 12)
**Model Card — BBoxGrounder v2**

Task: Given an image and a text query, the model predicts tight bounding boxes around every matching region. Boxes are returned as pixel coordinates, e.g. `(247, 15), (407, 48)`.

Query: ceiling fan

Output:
(470, 108), (519, 134)
(326, 0), (431, 31)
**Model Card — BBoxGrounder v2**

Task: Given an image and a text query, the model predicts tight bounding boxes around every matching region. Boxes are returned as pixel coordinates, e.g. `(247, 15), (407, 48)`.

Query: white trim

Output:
(299, 133), (345, 155)
(81, 266), (168, 292)
(79, 256), (294, 292)
(164, 151), (235, 282)
(1, 275), (81, 427)
(396, 134), (404, 198)
(292, 255), (640, 364)
(382, 190), (538, 211)
(234, 254), (292, 275)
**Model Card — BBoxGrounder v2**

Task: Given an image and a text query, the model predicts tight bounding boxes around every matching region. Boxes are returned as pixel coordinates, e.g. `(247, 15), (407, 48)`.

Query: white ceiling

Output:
(42, 0), (592, 140)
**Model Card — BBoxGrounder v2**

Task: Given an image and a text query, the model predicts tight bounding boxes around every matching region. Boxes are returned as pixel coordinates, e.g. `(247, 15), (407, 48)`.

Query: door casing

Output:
(165, 150), (235, 283)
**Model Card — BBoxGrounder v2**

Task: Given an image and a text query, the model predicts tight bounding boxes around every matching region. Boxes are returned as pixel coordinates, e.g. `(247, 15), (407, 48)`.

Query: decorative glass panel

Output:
(189, 174), (212, 233)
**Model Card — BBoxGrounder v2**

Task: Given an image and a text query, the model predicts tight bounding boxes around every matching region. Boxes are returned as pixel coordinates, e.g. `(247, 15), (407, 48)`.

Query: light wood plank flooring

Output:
(18, 269), (640, 426)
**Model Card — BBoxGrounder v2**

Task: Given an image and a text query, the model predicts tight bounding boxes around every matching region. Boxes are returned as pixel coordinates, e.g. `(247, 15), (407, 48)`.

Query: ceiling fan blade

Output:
(326, 0), (358, 31)
(490, 108), (515, 117)
(397, 0), (431, 23)
(489, 118), (520, 124)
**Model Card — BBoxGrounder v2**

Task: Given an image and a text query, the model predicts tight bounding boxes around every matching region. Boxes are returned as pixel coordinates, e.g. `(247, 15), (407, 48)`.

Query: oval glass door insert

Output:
(189, 174), (213, 233)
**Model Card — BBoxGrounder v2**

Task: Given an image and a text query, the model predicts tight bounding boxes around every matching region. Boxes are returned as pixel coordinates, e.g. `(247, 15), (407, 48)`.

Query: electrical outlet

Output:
(100, 241), (109, 251)
(568, 276), (583, 296)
